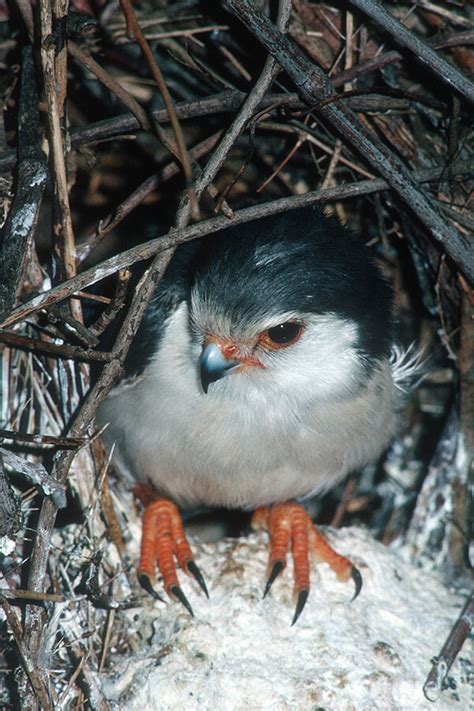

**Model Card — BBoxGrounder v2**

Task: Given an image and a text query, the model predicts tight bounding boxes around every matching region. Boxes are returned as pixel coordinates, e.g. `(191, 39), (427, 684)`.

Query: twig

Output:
(347, 0), (474, 105)
(0, 588), (65, 602)
(0, 451), (21, 536)
(38, 0), (79, 319)
(0, 597), (53, 711)
(2, 162), (471, 330)
(95, 439), (126, 558)
(332, 29), (474, 87)
(224, 0), (474, 283)
(0, 329), (113, 362)
(0, 428), (87, 449)
(0, 47), (47, 320)
(119, 0), (198, 219)
(176, 0), (293, 227)
(68, 40), (151, 130)
(1, 448), (67, 508)
(89, 269), (131, 337)
(0, 25), (472, 177)
(423, 593), (474, 701)
(417, 0), (472, 30)
(77, 130), (222, 263)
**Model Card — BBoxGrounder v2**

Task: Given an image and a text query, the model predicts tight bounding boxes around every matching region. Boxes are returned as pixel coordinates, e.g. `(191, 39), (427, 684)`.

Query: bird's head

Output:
(186, 208), (393, 404)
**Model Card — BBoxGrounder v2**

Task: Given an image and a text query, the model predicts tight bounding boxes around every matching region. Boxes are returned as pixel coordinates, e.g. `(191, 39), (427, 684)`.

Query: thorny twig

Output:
(423, 593), (474, 701)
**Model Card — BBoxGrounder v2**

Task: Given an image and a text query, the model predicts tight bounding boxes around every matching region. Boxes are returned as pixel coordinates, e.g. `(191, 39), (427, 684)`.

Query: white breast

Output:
(98, 303), (399, 509)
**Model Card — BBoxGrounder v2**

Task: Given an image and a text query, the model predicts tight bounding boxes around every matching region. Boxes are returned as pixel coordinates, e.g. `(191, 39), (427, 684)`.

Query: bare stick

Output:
(224, 0), (473, 283)
(119, 0), (198, 218)
(0, 597), (53, 711)
(0, 48), (47, 320)
(0, 428), (87, 449)
(1, 26), (472, 177)
(38, 0), (77, 303)
(2, 162), (471, 330)
(68, 40), (150, 130)
(0, 330), (112, 362)
(348, 0), (474, 105)
(176, 0), (293, 227)
(423, 593), (474, 701)
(1, 448), (67, 508)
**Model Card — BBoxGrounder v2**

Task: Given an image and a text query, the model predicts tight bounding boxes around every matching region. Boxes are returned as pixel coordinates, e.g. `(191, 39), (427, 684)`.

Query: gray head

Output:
(187, 207), (393, 403)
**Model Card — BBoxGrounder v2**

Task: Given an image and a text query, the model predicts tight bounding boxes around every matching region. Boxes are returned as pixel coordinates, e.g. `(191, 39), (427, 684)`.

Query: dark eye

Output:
(265, 322), (303, 346)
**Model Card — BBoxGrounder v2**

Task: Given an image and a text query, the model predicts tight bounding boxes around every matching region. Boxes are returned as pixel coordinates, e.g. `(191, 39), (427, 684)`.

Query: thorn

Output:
(138, 574), (165, 602)
(350, 566), (363, 601)
(291, 589), (309, 626)
(187, 560), (209, 598)
(263, 560), (284, 598)
(171, 584), (194, 616)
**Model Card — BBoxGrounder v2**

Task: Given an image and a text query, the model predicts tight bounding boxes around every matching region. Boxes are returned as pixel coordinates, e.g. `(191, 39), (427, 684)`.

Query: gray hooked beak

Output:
(199, 342), (239, 394)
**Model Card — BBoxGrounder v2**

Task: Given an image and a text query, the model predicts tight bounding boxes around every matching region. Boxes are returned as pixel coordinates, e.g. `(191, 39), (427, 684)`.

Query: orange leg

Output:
(134, 492), (208, 615)
(252, 502), (362, 625)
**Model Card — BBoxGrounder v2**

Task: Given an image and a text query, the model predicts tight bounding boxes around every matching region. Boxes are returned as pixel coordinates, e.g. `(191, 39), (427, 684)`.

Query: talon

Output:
(253, 502), (362, 623)
(263, 559), (285, 598)
(292, 589), (309, 626)
(138, 497), (205, 610)
(187, 560), (209, 598)
(138, 573), (165, 602)
(350, 565), (363, 600)
(170, 584), (194, 616)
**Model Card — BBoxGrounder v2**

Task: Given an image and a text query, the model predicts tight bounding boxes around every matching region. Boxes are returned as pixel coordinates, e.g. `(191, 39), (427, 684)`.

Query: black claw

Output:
(171, 584), (194, 616)
(291, 589), (309, 626)
(263, 560), (285, 598)
(350, 566), (363, 601)
(187, 560), (209, 598)
(138, 574), (165, 602)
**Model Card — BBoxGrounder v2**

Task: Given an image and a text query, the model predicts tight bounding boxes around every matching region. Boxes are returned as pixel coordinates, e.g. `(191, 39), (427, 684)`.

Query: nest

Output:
(0, 1), (472, 708)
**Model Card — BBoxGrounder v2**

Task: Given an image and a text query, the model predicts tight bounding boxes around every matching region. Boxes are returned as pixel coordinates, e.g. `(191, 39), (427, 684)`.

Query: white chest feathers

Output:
(98, 303), (400, 509)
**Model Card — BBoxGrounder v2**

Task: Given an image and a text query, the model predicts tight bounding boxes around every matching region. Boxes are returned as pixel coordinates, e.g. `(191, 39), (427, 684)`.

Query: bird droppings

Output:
(99, 527), (470, 710)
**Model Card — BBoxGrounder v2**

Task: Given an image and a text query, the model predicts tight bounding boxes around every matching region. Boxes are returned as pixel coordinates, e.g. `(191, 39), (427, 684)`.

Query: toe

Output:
(138, 497), (206, 613)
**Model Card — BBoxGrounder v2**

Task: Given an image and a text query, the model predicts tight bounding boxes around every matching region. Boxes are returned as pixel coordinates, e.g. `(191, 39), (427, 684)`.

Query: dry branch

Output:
(348, 0), (474, 105)
(424, 593), (474, 701)
(0, 48), (47, 320)
(1, 162), (471, 330)
(224, 0), (474, 282)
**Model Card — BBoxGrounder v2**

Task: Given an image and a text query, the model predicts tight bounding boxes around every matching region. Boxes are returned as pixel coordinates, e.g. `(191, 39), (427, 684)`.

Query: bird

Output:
(97, 205), (414, 624)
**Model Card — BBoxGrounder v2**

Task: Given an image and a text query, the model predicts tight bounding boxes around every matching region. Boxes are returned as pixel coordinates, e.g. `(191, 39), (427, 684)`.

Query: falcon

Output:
(98, 206), (410, 623)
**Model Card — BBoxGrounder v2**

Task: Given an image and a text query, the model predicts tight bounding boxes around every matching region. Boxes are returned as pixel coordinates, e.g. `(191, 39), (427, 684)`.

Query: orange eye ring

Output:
(258, 321), (304, 350)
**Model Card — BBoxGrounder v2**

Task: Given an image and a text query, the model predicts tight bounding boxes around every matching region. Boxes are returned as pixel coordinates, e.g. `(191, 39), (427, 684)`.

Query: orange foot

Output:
(134, 487), (208, 615)
(252, 502), (362, 625)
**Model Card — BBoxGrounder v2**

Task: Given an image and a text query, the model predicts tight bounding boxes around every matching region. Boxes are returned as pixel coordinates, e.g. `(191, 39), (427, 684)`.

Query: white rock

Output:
(103, 527), (470, 710)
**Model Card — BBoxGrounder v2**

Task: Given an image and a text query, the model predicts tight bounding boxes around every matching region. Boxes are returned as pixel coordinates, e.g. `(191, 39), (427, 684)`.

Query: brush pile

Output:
(0, 1), (472, 708)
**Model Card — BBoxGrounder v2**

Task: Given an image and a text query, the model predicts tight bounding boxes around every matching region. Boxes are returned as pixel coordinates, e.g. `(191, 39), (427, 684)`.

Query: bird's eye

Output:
(260, 321), (304, 349)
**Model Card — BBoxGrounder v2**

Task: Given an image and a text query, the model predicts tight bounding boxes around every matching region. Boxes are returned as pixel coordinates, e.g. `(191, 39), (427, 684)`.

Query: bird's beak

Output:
(199, 342), (239, 394)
